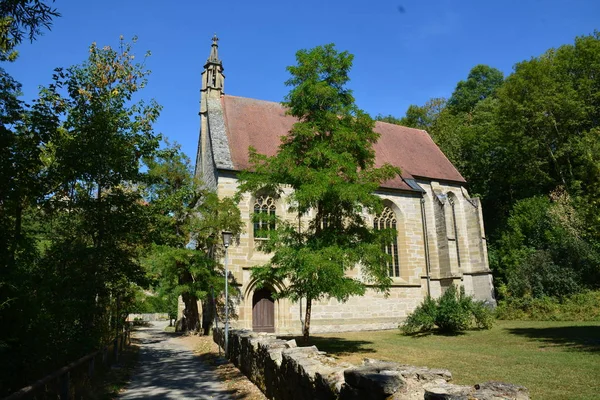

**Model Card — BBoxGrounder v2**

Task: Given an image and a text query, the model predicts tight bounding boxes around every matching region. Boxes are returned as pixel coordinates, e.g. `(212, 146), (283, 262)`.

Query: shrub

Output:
(402, 296), (436, 334)
(470, 300), (495, 329)
(496, 290), (600, 321)
(401, 284), (495, 334)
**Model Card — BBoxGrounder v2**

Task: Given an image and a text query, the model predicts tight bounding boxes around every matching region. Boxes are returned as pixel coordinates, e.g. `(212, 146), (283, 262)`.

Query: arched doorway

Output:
(252, 288), (275, 333)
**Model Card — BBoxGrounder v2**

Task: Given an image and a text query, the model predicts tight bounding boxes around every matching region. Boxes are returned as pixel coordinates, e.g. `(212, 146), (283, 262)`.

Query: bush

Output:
(435, 285), (472, 332)
(471, 300), (495, 329)
(401, 285), (495, 334)
(402, 296), (436, 334)
(496, 290), (600, 321)
(494, 194), (600, 301)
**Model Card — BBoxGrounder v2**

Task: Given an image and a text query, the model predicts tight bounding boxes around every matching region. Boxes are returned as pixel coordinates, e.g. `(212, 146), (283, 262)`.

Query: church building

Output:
(195, 36), (495, 334)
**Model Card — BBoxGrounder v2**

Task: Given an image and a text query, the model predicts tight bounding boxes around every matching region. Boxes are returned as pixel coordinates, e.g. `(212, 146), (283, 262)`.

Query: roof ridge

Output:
(223, 94), (284, 107)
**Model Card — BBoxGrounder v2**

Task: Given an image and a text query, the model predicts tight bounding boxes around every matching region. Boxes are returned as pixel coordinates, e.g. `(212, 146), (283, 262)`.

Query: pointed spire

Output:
(201, 34), (225, 95)
(208, 34), (220, 63)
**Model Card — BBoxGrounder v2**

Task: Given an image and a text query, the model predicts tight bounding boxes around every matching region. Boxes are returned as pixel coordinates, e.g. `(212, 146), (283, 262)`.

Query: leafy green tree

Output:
(447, 65), (504, 114)
(239, 44), (401, 341)
(0, 37), (162, 394)
(399, 97), (446, 130)
(496, 191), (600, 299)
(38, 36), (161, 337)
(374, 114), (402, 124)
(143, 144), (242, 333)
(373, 33), (600, 310)
(0, 0), (59, 61)
(494, 32), (600, 234)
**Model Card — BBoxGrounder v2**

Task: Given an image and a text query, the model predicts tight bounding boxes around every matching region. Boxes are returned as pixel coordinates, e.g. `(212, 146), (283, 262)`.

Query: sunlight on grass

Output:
(301, 321), (600, 400)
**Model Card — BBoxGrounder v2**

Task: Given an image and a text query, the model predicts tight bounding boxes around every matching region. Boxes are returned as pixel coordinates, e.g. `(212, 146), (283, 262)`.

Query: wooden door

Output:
(252, 288), (275, 333)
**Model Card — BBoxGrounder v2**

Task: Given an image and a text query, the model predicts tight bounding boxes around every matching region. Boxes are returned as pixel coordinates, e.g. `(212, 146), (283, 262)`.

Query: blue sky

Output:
(5, 0), (599, 162)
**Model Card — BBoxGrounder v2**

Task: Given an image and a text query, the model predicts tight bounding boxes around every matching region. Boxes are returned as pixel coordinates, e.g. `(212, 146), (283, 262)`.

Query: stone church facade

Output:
(194, 37), (495, 334)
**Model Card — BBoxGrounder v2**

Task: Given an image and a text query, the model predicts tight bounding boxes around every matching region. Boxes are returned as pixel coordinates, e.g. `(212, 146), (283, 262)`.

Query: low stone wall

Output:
(214, 328), (529, 400)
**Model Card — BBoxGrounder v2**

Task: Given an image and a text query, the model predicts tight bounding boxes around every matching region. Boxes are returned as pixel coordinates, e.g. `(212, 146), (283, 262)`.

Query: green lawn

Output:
(297, 321), (600, 400)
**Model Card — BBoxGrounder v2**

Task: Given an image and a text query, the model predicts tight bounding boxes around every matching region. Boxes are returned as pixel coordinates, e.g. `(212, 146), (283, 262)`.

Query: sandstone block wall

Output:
(215, 175), (496, 335)
(214, 328), (529, 400)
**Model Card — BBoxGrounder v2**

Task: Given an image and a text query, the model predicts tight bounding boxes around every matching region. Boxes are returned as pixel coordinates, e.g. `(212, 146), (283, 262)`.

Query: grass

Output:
(294, 320), (600, 400)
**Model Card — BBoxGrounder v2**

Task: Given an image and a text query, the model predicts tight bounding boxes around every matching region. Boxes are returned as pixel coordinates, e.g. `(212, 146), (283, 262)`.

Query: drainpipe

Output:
(420, 196), (432, 297)
(449, 198), (462, 270)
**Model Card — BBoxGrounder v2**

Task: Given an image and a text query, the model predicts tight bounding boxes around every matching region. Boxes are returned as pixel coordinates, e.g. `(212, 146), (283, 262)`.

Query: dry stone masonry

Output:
(214, 328), (529, 400)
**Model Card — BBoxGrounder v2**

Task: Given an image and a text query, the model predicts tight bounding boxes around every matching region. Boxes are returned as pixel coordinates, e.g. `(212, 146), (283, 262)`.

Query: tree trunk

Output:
(201, 294), (214, 335)
(303, 296), (312, 343)
(181, 292), (200, 333)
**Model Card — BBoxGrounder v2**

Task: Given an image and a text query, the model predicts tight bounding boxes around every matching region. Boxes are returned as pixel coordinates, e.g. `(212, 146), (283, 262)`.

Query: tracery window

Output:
(373, 207), (400, 277)
(253, 196), (276, 239)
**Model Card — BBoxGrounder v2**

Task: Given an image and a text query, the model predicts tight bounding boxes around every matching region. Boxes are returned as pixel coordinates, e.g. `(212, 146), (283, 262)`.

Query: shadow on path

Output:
(505, 325), (600, 353)
(120, 321), (236, 399)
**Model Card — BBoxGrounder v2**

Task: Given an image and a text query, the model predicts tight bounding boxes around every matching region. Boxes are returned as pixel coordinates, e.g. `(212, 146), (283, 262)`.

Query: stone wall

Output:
(214, 328), (529, 400)
(214, 174), (496, 334)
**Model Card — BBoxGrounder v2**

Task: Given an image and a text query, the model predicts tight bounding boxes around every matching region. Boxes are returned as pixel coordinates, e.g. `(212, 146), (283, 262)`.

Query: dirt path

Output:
(119, 321), (234, 399)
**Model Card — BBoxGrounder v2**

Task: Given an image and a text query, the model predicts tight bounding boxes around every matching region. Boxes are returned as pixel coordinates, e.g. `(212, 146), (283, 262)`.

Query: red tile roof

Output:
(221, 95), (465, 190)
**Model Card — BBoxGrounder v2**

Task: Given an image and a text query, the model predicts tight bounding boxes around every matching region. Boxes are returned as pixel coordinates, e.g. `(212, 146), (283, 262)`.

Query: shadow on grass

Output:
(402, 328), (472, 338)
(280, 335), (376, 357)
(506, 325), (600, 353)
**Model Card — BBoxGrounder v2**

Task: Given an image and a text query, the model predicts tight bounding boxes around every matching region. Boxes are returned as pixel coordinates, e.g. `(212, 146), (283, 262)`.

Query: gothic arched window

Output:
(374, 207), (400, 277)
(253, 196), (276, 239)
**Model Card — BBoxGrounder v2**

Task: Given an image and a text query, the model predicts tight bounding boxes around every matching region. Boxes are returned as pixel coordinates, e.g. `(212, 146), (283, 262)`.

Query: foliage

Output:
(0, 37), (162, 395)
(0, 0), (59, 61)
(447, 65), (504, 114)
(374, 114), (402, 124)
(131, 287), (177, 315)
(383, 32), (600, 310)
(496, 290), (600, 321)
(401, 296), (436, 334)
(142, 143), (242, 333)
(402, 285), (494, 334)
(495, 191), (600, 299)
(434, 285), (473, 333)
(398, 97), (446, 131)
(470, 299), (495, 329)
(238, 44), (401, 341)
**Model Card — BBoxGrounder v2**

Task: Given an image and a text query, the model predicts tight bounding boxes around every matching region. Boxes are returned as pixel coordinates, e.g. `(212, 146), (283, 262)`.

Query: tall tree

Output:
(144, 144), (242, 333)
(447, 64), (504, 114)
(239, 44), (400, 341)
(399, 97), (447, 130)
(0, 37), (162, 394)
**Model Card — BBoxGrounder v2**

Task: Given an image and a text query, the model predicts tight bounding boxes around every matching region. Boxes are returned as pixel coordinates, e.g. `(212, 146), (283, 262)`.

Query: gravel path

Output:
(119, 321), (234, 399)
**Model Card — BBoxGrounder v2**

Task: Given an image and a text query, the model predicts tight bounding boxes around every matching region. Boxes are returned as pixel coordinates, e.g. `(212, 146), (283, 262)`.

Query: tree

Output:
(495, 190), (600, 299)
(0, 37), (162, 394)
(374, 114), (402, 124)
(238, 44), (401, 341)
(398, 97), (447, 131)
(447, 64), (504, 114)
(372, 33), (600, 308)
(143, 144), (242, 333)
(0, 0), (59, 61)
